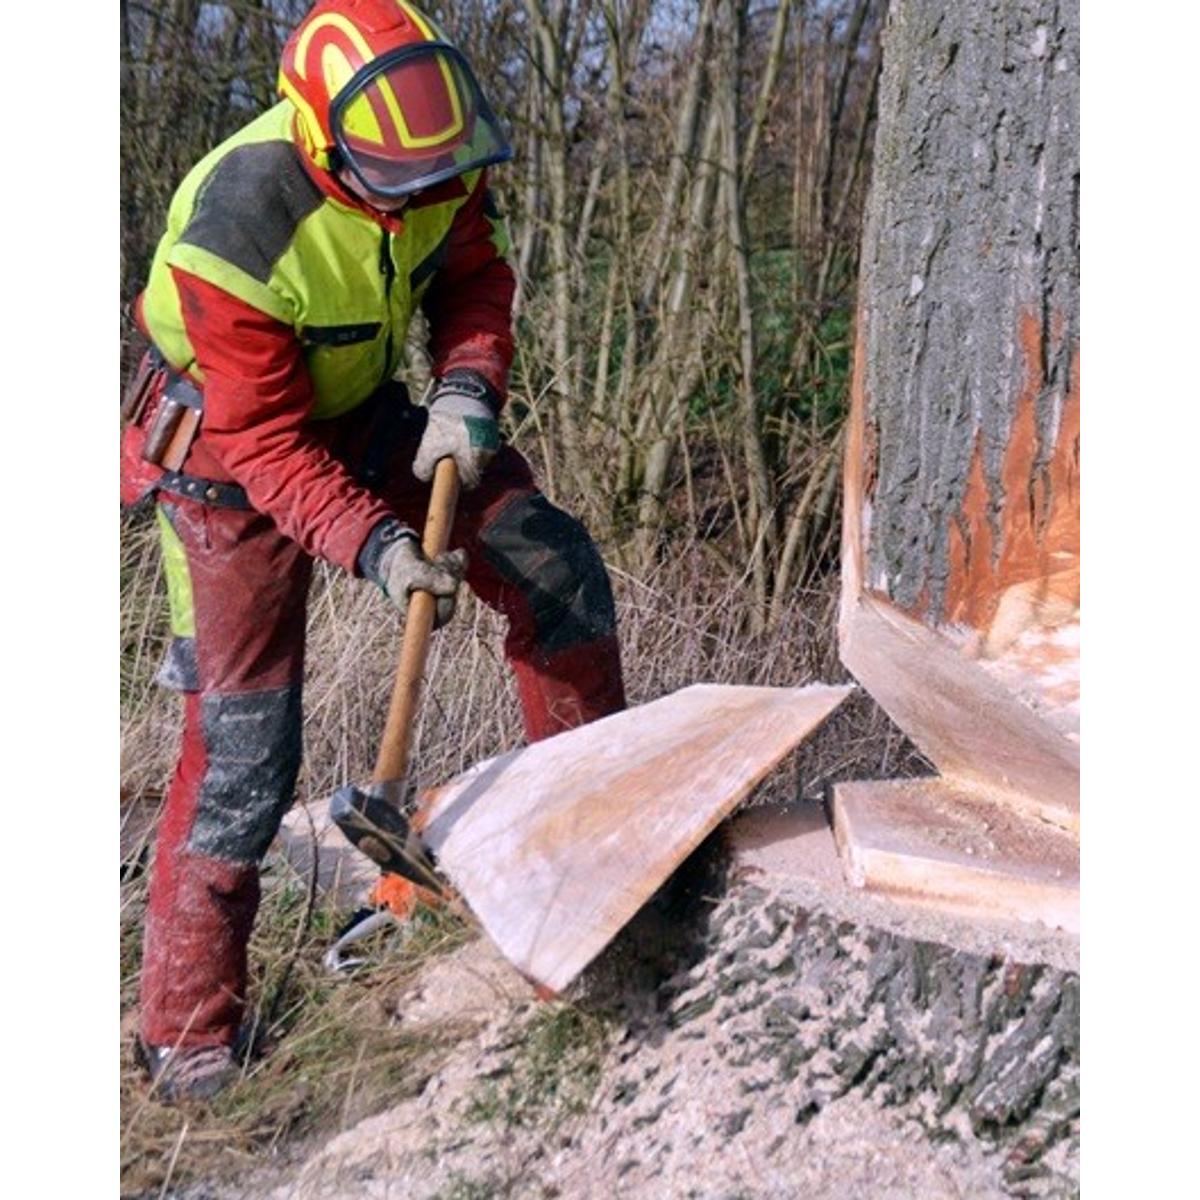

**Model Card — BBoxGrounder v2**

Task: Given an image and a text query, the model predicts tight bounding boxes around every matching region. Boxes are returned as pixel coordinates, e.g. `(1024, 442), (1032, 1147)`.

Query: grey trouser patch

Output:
(156, 636), (200, 692)
(189, 685), (303, 863)
(481, 493), (617, 656)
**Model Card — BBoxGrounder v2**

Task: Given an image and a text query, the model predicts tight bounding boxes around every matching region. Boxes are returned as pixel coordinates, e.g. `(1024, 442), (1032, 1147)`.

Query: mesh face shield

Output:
(330, 43), (513, 199)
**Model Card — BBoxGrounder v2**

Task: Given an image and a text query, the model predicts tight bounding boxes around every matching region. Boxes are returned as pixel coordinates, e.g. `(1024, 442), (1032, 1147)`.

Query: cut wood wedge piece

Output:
(831, 777), (1079, 933)
(418, 683), (852, 994)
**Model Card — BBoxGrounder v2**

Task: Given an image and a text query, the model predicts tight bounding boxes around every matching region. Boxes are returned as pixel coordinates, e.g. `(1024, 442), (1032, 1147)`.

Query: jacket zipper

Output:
(379, 229), (395, 386)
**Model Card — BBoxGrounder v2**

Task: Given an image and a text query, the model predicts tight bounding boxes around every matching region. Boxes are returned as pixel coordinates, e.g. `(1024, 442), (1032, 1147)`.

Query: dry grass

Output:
(119, 489), (925, 1195)
(120, 877), (475, 1195)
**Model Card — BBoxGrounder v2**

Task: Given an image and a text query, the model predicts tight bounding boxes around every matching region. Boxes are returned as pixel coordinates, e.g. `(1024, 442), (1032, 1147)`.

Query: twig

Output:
(158, 1119), (189, 1199)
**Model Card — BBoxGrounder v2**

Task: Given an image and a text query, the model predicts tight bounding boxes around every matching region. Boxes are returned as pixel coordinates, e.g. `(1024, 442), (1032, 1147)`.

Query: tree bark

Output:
(840, 0), (1080, 826)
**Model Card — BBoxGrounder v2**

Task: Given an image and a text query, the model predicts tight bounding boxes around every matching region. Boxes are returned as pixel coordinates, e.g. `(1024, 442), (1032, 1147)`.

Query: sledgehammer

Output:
(328, 456), (460, 890)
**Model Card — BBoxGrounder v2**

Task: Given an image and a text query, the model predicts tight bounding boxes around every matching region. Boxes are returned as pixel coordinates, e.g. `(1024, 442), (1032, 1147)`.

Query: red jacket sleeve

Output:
(421, 171), (516, 403)
(173, 267), (394, 574)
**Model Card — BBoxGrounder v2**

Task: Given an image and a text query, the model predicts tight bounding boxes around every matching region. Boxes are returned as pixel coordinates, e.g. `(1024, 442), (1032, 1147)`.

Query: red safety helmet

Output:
(278, 0), (512, 198)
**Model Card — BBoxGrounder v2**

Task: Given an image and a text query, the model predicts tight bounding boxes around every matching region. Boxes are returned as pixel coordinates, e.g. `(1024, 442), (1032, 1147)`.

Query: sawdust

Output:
(178, 859), (1076, 1200)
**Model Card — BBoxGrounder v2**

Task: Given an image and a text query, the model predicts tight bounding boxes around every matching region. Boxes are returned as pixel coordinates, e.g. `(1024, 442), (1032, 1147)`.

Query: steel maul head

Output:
(328, 784), (363, 832)
(329, 783), (433, 884)
(357, 834), (392, 868)
(366, 776), (415, 811)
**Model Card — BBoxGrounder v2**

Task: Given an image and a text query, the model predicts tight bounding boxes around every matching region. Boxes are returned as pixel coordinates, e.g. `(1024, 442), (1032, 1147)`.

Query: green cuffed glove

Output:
(412, 370), (502, 491)
(358, 519), (468, 629)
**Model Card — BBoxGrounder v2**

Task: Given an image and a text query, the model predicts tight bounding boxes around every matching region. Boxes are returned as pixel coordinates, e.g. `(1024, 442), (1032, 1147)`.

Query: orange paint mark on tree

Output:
(943, 311), (1080, 646)
(945, 438), (993, 620)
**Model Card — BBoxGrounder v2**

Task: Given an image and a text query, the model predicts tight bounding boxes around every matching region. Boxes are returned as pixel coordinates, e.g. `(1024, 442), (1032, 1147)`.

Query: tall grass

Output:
(120, 489), (908, 815)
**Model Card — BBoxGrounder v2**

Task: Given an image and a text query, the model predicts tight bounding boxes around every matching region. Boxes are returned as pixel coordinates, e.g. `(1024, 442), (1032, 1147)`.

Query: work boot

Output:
(136, 1039), (239, 1103)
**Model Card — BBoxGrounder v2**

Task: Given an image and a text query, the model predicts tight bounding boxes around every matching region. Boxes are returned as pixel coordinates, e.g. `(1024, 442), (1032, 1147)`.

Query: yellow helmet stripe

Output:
(390, 1), (465, 149)
(372, 61), (464, 150)
(279, 75), (327, 149)
(285, 12), (376, 151)
(395, 1), (436, 39)
(292, 13), (410, 151)
(294, 12), (375, 74)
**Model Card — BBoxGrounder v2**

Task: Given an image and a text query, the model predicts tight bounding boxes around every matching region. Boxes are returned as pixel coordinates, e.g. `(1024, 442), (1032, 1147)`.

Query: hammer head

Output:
(328, 784), (438, 887)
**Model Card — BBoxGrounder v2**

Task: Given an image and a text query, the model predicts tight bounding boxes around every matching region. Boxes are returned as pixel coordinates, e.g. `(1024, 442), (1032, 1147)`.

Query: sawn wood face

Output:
(831, 778), (1079, 934)
(418, 683), (852, 993)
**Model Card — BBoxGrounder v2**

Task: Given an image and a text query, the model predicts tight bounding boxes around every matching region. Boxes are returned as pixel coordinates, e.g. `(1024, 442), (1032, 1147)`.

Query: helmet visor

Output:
(331, 44), (513, 198)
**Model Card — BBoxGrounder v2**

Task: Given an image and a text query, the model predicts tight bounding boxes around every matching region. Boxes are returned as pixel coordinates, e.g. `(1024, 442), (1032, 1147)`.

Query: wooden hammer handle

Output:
(373, 456), (461, 784)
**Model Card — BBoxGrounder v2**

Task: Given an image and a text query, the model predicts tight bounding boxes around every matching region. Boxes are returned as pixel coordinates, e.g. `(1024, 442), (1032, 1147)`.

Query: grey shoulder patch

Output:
(179, 141), (323, 283)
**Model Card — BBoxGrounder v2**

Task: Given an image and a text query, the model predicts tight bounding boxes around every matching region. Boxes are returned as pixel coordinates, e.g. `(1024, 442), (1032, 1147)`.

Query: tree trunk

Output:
(523, 0), (589, 496)
(840, 0), (1080, 830)
(716, 0), (774, 626)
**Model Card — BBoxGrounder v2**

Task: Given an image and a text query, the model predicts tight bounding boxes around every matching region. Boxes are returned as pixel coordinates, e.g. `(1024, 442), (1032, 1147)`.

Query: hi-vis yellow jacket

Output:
(131, 99), (515, 572)
(141, 100), (512, 417)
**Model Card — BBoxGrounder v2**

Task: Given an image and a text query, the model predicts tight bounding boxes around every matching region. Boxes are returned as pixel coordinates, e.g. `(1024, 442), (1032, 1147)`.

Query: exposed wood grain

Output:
(840, 591), (1078, 831)
(419, 683), (852, 993)
(727, 801), (849, 890)
(832, 778), (1078, 933)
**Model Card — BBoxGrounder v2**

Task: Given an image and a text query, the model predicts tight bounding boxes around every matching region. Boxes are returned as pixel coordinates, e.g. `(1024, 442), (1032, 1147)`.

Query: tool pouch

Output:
(122, 350), (251, 512)
(120, 349), (162, 425)
(121, 350), (169, 509)
(141, 374), (204, 472)
(121, 349), (208, 509)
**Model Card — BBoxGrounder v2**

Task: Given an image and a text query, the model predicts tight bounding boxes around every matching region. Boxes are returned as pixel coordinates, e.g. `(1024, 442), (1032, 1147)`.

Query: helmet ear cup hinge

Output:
(288, 104), (334, 169)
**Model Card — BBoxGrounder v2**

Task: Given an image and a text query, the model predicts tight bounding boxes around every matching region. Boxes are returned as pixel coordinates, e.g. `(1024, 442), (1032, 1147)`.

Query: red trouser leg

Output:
(140, 499), (310, 1050)
(140, 692), (260, 1049)
(377, 439), (626, 743)
(140, 407), (624, 1047)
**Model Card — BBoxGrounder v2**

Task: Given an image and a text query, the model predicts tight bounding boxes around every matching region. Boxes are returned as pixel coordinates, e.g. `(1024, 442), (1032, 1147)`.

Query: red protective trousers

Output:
(138, 396), (625, 1050)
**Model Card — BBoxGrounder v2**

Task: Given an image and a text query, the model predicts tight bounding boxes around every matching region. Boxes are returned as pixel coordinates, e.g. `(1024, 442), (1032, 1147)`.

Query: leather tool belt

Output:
(121, 348), (250, 510)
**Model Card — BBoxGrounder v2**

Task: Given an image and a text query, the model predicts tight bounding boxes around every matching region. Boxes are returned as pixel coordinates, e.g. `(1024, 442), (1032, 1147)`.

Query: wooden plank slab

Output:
(831, 778), (1079, 933)
(726, 802), (1078, 968)
(419, 683), (852, 993)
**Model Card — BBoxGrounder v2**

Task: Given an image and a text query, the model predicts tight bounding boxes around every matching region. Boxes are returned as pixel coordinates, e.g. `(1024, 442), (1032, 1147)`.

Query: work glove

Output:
(412, 369), (502, 491)
(358, 519), (468, 628)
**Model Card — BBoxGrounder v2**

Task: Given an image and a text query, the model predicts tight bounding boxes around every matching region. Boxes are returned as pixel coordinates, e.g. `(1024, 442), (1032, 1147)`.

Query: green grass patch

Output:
(464, 1003), (616, 1132)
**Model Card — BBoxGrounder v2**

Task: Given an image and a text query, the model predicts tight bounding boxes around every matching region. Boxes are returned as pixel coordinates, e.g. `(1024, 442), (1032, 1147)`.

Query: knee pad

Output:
(188, 685), (303, 863)
(480, 494), (617, 655)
